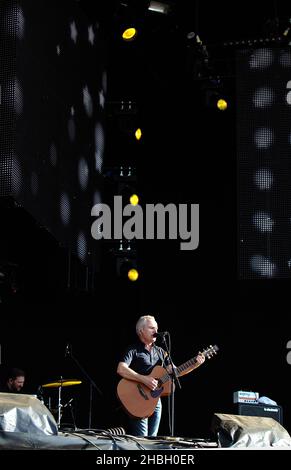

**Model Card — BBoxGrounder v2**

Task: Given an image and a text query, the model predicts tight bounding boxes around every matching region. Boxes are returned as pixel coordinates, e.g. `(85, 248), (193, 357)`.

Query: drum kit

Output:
(41, 378), (82, 428)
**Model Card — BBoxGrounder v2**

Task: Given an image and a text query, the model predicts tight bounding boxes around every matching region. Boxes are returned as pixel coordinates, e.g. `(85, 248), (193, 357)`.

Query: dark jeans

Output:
(128, 399), (162, 437)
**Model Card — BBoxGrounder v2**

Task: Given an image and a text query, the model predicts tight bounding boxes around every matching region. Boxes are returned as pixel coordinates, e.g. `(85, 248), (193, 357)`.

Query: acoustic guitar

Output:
(117, 344), (218, 418)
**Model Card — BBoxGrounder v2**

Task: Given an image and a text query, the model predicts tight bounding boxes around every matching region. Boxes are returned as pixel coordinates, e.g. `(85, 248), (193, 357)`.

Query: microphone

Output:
(153, 331), (169, 338)
(65, 343), (71, 357)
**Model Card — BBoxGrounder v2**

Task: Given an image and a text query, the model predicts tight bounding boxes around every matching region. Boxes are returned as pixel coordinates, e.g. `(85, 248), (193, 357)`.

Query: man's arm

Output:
(117, 362), (159, 391)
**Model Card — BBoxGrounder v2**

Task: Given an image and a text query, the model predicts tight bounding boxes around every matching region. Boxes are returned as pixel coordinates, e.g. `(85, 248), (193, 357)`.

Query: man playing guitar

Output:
(117, 315), (205, 437)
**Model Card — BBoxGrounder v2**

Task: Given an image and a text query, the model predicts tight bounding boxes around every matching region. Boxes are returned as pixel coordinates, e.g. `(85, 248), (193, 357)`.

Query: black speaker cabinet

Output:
(234, 403), (283, 425)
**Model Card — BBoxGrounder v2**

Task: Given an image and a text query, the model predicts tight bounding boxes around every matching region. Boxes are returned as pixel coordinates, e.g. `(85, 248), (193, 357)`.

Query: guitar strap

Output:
(154, 345), (168, 367)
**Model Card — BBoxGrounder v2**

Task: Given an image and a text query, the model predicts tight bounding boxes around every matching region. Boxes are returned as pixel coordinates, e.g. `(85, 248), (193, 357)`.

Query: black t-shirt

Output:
(0, 382), (10, 393)
(120, 341), (170, 375)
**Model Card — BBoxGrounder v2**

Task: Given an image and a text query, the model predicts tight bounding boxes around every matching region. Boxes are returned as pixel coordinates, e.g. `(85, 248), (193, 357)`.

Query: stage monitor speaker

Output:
(0, 392), (58, 435)
(211, 413), (291, 448)
(234, 403), (283, 425)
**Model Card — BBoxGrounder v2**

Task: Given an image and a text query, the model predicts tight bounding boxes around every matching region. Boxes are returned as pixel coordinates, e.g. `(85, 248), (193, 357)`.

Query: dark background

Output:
(1, 0), (291, 439)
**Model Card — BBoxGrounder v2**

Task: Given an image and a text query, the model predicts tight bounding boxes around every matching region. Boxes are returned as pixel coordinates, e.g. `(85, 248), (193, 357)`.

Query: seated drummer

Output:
(0, 367), (25, 393)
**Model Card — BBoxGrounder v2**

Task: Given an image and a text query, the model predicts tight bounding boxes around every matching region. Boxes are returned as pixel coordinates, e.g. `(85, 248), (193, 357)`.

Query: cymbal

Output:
(42, 379), (82, 388)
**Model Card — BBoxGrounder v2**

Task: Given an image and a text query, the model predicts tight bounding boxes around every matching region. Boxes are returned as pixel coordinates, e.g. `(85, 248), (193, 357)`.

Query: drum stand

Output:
(57, 384), (62, 428)
(41, 376), (82, 429)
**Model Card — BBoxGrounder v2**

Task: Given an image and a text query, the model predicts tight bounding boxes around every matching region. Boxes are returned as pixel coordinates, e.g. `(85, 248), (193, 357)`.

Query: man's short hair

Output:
(7, 367), (25, 380)
(136, 315), (157, 335)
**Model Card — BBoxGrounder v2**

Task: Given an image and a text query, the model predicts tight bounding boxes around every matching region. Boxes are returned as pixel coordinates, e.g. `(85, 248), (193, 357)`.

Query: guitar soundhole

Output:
(151, 387), (163, 399)
(137, 384), (149, 400)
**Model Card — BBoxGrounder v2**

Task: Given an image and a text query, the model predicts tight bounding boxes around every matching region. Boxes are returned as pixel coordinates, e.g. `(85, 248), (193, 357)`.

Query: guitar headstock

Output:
(200, 344), (219, 360)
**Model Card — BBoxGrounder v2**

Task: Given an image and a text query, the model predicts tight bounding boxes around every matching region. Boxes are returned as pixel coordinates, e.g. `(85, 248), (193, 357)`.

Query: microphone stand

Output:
(66, 344), (103, 429)
(160, 332), (181, 437)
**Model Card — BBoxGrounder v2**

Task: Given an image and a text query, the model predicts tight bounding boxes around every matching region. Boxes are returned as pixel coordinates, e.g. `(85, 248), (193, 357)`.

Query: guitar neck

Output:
(158, 345), (218, 385)
(159, 356), (199, 384)
(176, 356), (198, 376)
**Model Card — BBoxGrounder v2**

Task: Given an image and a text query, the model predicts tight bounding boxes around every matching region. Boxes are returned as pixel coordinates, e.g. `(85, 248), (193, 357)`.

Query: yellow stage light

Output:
(217, 98), (228, 111)
(122, 28), (137, 41)
(135, 128), (142, 140)
(130, 194), (139, 206)
(128, 268), (139, 282)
